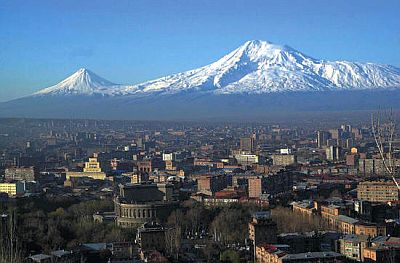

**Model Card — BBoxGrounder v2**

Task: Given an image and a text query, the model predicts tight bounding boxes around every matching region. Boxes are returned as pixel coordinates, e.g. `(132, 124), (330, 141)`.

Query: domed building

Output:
(114, 182), (177, 228)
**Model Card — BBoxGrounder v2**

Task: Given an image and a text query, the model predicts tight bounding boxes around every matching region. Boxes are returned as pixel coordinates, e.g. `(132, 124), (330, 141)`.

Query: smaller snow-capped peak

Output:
(34, 68), (118, 96)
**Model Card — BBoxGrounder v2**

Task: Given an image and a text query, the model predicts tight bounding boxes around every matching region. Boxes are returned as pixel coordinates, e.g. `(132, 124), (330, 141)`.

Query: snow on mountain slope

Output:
(33, 68), (122, 96)
(120, 40), (400, 95)
(32, 40), (400, 98)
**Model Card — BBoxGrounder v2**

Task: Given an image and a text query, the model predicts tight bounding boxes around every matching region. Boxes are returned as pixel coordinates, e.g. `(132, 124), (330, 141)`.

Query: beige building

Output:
(5, 166), (36, 181)
(357, 180), (399, 203)
(339, 234), (370, 262)
(65, 156), (106, 185)
(271, 154), (296, 166)
(122, 172), (146, 184)
(321, 204), (359, 234)
(0, 182), (25, 196)
(235, 153), (259, 166)
(114, 183), (176, 228)
(248, 176), (263, 198)
(291, 201), (317, 216)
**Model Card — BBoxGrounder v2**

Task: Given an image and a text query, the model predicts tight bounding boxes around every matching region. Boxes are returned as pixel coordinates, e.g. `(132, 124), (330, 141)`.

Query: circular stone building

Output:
(114, 182), (176, 228)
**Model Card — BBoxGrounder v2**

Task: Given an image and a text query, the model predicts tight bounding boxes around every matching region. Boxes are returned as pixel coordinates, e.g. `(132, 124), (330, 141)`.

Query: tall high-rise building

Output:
(326, 145), (341, 161)
(317, 131), (330, 148)
(341, 124), (352, 133)
(240, 137), (255, 153)
(329, 128), (343, 140)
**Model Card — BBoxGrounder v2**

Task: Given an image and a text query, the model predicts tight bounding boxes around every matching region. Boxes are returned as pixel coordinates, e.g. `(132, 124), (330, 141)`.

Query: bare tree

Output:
(165, 210), (183, 260)
(371, 110), (400, 188)
(0, 210), (24, 263)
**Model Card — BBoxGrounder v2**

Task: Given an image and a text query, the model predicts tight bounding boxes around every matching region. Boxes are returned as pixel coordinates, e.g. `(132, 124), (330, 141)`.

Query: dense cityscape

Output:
(1, 1), (399, 263)
(0, 116), (399, 262)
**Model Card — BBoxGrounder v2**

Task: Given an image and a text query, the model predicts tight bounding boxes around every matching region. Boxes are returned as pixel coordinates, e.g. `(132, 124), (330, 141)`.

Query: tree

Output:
(166, 210), (183, 259)
(0, 210), (24, 263)
(371, 110), (399, 181)
(220, 249), (240, 263)
(211, 206), (251, 245)
(271, 206), (323, 233)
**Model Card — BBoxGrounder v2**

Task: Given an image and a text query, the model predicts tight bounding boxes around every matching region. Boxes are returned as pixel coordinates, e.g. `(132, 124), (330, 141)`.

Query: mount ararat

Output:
(2, 40), (400, 119)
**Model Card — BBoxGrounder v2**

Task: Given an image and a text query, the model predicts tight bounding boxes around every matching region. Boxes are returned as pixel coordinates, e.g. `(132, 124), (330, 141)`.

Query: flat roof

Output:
(281, 251), (342, 260)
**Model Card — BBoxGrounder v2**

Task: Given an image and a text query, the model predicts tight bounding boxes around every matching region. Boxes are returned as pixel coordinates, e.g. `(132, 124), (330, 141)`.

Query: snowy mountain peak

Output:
(31, 40), (400, 98)
(232, 40), (288, 60)
(242, 39), (281, 50)
(34, 68), (117, 96)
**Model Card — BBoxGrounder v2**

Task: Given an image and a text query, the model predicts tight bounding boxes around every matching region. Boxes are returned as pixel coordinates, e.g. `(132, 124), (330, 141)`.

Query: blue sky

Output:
(0, 0), (399, 101)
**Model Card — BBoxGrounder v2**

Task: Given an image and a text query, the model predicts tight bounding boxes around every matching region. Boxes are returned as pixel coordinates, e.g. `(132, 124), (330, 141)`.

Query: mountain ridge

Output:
(2, 40), (400, 120)
(28, 40), (400, 99)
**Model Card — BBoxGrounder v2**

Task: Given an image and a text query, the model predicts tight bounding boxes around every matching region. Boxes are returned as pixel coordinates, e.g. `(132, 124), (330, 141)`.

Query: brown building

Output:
(248, 177), (263, 198)
(137, 160), (152, 173)
(354, 223), (387, 237)
(240, 137), (255, 153)
(196, 174), (227, 195)
(346, 154), (359, 166)
(255, 244), (344, 263)
(364, 245), (400, 263)
(357, 180), (399, 203)
(247, 171), (293, 198)
(255, 165), (289, 175)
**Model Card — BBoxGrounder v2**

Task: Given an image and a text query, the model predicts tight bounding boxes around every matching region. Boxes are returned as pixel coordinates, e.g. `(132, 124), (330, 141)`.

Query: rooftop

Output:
(281, 251), (343, 260)
(337, 215), (359, 224)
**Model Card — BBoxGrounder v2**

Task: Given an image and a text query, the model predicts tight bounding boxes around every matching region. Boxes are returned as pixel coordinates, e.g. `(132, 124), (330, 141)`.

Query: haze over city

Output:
(2, 1), (400, 263)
